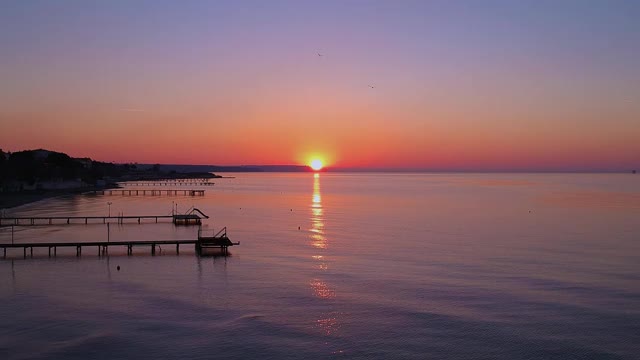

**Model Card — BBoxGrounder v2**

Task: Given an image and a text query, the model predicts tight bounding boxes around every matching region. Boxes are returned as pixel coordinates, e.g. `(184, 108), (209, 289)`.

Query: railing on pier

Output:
(198, 227), (227, 239)
(186, 207), (210, 219)
(196, 226), (238, 255)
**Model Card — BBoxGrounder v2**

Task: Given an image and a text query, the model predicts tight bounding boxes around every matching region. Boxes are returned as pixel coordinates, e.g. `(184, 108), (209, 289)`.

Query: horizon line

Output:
(145, 163), (636, 174)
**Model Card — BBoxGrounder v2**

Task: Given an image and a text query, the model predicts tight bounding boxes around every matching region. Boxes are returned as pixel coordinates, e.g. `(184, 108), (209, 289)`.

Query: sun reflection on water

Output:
(310, 173), (326, 250)
(308, 173), (342, 348)
(315, 313), (341, 336)
(309, 279), (336, 299)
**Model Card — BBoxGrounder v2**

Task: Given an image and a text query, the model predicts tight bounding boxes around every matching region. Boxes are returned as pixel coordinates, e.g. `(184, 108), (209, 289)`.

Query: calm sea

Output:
(0, 173), (639, 359)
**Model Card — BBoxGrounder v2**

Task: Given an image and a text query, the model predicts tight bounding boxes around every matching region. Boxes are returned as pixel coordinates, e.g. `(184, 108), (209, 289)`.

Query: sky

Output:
(0, 0), (638, 171)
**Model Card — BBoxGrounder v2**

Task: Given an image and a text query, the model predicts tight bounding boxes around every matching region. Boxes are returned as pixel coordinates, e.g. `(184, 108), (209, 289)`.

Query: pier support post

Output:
(23, 247), (26, 258)
(30, 247), (33, 257)
(176, 244), (179, 254)
(151, 244), (155, 255)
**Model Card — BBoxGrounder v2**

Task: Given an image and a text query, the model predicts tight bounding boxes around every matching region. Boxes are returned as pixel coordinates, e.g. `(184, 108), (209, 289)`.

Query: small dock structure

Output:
(196, 227), (238, 255)
(0, 208), (210, 226)
(173, 207), (209, 225)
(89, 189), (205, 196)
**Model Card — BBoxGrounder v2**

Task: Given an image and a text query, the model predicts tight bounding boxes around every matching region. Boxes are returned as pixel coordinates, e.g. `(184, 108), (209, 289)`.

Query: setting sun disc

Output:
(310, 159), (323, 171)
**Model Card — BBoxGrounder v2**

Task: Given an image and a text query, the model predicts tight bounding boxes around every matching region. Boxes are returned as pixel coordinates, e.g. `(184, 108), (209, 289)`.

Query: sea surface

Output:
(0, 173), (639, 359)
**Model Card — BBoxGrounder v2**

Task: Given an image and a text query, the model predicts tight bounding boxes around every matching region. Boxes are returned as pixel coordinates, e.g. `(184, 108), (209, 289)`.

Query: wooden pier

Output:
(0, 228), (238, 259)
(0, 208), (209, 226)
(123, 181), (215, 186)
(89, 189), (205, 196)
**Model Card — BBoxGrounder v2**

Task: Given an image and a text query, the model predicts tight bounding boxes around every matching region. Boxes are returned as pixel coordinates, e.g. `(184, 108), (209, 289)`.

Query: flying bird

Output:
(368, 85), (375, 89)
(317, 53), (323, 57)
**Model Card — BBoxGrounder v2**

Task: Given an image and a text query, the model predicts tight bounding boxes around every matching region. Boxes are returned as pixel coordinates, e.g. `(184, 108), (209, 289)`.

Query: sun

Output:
(310, 159), (323, 171)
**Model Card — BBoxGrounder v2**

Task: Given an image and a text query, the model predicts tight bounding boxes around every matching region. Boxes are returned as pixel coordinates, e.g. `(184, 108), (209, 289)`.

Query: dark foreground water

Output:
(1, 173), (639, 359)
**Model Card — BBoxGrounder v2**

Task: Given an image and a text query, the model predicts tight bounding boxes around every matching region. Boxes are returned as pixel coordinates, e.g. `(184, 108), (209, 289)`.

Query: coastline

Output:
(0, 172), (225, 211)
(1, 190), (80, 211)
(0, 186), (119, 211)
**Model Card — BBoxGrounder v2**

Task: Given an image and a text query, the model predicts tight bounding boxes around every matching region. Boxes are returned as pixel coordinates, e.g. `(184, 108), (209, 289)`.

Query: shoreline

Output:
(0, 185), (119, 211)
(1, 190), (82, 210)
(0, 172), (226, 211)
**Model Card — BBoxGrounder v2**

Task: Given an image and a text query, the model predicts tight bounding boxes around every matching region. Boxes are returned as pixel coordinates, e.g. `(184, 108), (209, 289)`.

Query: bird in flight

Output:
(317, 53), (323, 57)
(368, 85), (375, 88)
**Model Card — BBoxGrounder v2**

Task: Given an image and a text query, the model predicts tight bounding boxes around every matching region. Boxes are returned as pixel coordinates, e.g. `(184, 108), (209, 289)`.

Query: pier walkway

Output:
(0, 208), (209, 226)
(123, 181), (215, 186)
(1, 228), (238, 258)
(89, 189), (205, 196)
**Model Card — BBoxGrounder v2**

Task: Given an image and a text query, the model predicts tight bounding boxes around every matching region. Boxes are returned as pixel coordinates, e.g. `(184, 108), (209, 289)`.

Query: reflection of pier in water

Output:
(309, 173), (341, 339)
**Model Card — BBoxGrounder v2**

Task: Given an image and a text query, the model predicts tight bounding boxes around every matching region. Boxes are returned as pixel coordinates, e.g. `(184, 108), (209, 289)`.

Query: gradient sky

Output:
(0, 0), (638, 170)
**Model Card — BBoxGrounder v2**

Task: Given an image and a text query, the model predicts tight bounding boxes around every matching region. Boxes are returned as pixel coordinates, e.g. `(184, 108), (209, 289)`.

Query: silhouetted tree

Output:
(0, 149), (6, 184)
(8, 151), (37, 183)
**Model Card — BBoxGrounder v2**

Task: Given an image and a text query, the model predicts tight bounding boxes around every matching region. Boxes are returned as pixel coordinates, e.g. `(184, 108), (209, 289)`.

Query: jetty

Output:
(0, 208), (209, 226)
(123, 181), (215, 186)
(89, 189), (205, 196)
(1, 227), (238, 259)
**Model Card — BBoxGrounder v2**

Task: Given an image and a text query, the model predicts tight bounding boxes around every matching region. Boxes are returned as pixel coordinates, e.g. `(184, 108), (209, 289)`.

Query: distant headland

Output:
(0, 149), (223, 209)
